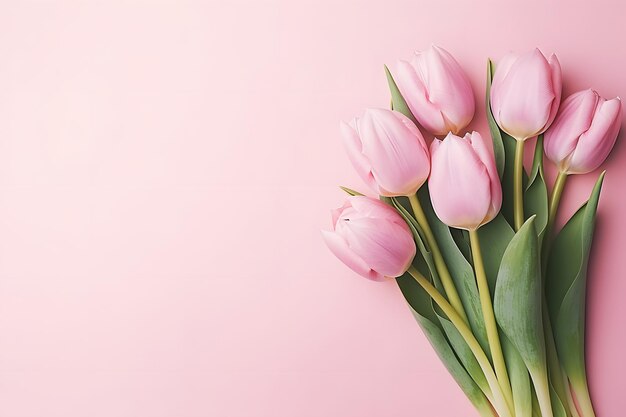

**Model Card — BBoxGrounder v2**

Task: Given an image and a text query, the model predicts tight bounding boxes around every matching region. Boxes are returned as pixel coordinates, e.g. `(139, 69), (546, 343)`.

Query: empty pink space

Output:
(0, 1), (624, 416)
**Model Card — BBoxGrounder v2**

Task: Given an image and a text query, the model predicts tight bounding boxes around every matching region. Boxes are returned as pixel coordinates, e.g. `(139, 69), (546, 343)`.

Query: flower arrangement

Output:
(323, 46), (622, 417)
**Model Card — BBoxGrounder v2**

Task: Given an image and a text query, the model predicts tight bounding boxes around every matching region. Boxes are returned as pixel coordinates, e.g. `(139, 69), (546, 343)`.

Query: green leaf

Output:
(524, 136), (549, 240)
(384, 65), (417, 123)
(550, 382), (568, 417)
(477, 213), (515, 293)
(546, 172), (605, 385)
(414, 188), (490, 354)
(396, 271), (493, 412)
(486, 59), (505, 179)
(339, 186), (364, 196)
(494, 216), (546, 375)
(502, 335), (532, 417)
(390, 197), (492, 395)
(477, 215), (532, 416)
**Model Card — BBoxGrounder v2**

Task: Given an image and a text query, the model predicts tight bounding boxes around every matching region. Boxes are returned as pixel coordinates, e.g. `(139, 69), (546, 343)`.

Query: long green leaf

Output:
(486, 59), (505, 179)
(478, 215), (532, 416)
(390, 197), (491, 395)
(524, 136), (549, 240)
(494, 216), (546, 376)
(397, 271), (493, 412)
(546, 172), (605, 385)
(339, 186), (364, 196)
(384, 66), (417, 123)
(414, 188), (490, 355)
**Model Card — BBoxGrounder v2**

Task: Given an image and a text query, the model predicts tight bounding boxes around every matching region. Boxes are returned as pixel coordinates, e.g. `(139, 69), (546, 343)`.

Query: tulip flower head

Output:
(429, 132), (502, 230)
(544, 89), (622, 175)
(340, 108), (430, 197)
(394, 45), (475, 136)
(322, 196), (416, 281)
(490, 48), (562, 141)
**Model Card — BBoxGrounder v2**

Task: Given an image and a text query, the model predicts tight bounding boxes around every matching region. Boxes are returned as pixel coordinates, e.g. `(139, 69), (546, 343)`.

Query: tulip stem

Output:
(407, 266), (513, 417)
(408, 194), (469, 324)
(571, 376), (596, 417)
(542, 171), (568, 271)
(514, 139), (525, 231)
(469, 230), (514, 413)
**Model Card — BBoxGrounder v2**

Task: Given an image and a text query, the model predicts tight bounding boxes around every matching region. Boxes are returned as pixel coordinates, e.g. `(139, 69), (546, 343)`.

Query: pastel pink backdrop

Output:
(0, 1), (624, 416)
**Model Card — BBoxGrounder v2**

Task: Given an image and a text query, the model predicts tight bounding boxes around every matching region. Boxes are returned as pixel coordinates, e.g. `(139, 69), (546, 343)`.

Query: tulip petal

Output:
(347, 195), (410, 228)
(322, 230), (386, 281)
(429, 134), (492, 230)
(359, 109), (430, 196)
(424, 46), (475, 133)
(568, 97), (622, 174)
(544, 90), (598, 169)
(491, 49), (558, 140)
(340, 120), (378, 193)
(545, 54), (563, 128)
(394, 58), (447, 135)
(341, 217), (416, 278)
(466, 132), (502, 224)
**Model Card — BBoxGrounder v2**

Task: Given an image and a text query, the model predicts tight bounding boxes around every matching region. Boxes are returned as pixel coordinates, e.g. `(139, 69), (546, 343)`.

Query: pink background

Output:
(0, 1), (624, 416)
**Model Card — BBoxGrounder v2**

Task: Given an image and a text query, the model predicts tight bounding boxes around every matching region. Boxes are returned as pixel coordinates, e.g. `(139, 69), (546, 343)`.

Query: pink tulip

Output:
(490, 48), (562, 141)
(340, 108), (430, 197)
(394, 45), (475, 136)
(322, 196), (416, 281)
(429, 132), (502, 230)
(544, 89), (622, 174)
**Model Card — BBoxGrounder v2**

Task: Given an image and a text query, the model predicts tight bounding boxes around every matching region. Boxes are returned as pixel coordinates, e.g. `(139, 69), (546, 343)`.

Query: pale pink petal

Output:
(466, 132), (502, 224)
(322, 230), (386, 281)
(394, 58), (447, 135)
(341, 217), (416, 278)
(568, 97), (622, 174)
(359, 109), (430, 196)
(428, 134), (491, 230)
(544, 90), (598, 169)
(545, 54), (563, 129)
(340, 119), (378, 193)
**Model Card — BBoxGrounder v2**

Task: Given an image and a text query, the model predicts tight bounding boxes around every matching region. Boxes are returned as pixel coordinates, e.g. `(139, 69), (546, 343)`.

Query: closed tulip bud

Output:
(429, 132), (502, 230)
(340, 108), (430, 197)
(491, 48), (562, 141)
(544, 89), (622, 174)
(394, 45), (475, 136)
(322, 196), (416, 281)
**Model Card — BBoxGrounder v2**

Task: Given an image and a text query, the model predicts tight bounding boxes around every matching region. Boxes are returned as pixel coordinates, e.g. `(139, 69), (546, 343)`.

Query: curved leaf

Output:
(478, 215), (531, 416)
(546, 172), (605, 385)
(494, 216), (546, 374)
(339, 186), (364, 196)
(502, 334), (532, 417)
(524, 136), (549, 240)
(390, 197), (490, 395)
(384, 65), (417, 123)
(486, 59), (504, 179)
(396, 271), (493, 412)
(415, 188), (490, 355)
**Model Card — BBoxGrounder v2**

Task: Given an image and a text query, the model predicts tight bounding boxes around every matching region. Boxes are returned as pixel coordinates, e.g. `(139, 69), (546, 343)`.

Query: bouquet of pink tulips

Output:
(324, 46), (622, 417)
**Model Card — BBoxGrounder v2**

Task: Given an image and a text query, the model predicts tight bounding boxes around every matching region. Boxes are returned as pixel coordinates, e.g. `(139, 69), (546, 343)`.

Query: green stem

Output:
(408, 194), (469, 324)
(514, 139), (525, 231)
(547, 171), (568, 237)
(469, 230), (514, 413)
(571, 377), (596, 417)
(407, 266), (513, 417)
(530, 369), (554, 417)
(542, 171), (568, 272)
